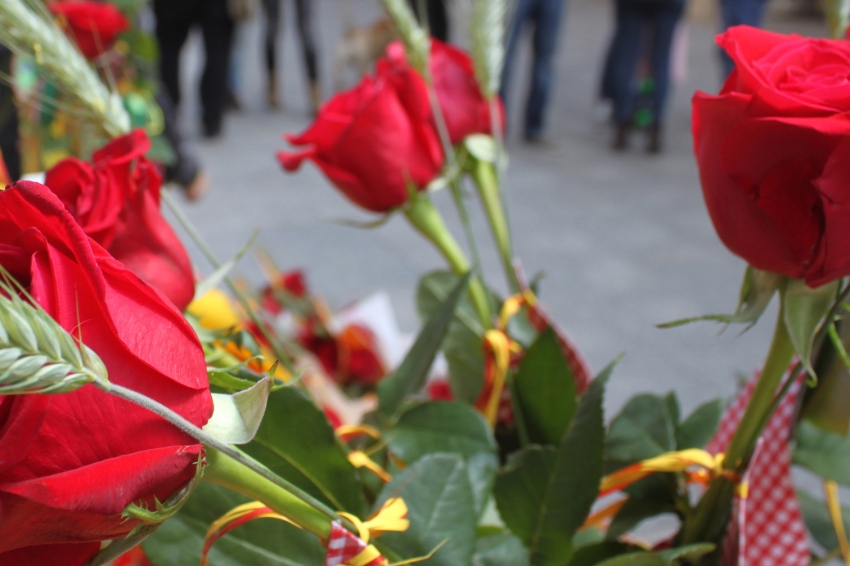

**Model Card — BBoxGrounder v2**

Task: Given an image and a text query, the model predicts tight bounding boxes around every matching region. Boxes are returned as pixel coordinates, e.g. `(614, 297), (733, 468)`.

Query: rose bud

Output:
(49, 1), (129, 60)
(693, 26), (850, 287)
(45, 129), (196, 310)
(0, 181), (212, 565)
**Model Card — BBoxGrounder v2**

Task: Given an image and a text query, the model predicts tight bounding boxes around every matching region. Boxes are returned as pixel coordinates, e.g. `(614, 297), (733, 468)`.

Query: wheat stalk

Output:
(380, 0), (430, 76)
(470, 0), (507, 99)
(0, 280), (108, 395)
(0, 0), (130, 137)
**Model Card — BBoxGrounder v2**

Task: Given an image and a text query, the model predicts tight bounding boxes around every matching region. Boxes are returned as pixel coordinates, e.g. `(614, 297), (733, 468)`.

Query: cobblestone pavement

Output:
(168, 0), (826, 413)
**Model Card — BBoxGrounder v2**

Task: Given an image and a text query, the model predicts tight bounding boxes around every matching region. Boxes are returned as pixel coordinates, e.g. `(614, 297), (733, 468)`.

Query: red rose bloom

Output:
(0, 182), (212, 565)
(693, 26), (850, 287)
(49, 1), (129, 60)
(45, 130), (195, 311)
(383, 39), (503, 144)
(278, 72), (443, 213)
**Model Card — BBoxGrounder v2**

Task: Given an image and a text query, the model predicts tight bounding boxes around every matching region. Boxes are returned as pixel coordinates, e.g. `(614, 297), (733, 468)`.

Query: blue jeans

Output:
(720, 0), (769, 76)
(608, 0), (684, 125)
(500, 0), (566, 140)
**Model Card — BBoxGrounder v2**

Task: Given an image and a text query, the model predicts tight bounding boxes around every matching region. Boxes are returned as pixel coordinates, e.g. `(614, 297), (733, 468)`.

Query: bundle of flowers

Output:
(1, 1), (850, 566)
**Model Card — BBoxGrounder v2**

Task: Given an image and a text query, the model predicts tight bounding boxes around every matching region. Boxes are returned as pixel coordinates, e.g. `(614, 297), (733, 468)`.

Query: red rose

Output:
(383, 39), (503, 144)
(0, 182), (212, 565)
(693, 26), (850, 287)
(49, 1), (129, 60)
(45, 130), (195, 311)
(277, 72), (443, 213)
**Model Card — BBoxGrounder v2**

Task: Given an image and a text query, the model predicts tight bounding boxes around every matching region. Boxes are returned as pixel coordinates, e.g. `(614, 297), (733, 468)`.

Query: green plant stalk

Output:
(469, 158), (520, 293)
(204, 447), (331, 539)
(404, 194), (494, 328)
(682, 303), (795, 550)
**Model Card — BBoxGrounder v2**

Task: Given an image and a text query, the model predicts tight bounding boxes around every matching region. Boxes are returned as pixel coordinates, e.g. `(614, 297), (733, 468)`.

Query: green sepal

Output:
(782, 278), (840, 385)
(658, 267), (783, 330)
(203, 376), (272, 445)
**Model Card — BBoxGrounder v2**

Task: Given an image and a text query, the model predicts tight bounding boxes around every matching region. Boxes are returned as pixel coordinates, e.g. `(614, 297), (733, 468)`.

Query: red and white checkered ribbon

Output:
(706, 373), (810, 566)
(325, 521), (385, 566)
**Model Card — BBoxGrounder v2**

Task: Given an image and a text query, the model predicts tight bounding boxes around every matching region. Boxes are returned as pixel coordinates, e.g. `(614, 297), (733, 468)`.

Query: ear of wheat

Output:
(470, 0), (507, 99)
(380, 0), (430, 76)
(0, 279), (109, 395)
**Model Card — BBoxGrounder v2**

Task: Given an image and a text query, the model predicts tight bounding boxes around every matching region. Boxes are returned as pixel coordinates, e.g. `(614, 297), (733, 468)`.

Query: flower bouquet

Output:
(2, 1), (850, 565)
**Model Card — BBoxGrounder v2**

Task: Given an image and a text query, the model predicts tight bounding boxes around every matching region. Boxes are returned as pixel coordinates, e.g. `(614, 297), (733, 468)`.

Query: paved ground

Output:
(168, 0), (826, 414)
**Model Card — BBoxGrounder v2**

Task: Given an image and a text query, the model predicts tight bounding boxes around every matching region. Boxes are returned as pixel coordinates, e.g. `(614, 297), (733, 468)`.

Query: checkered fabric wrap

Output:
(324, 521), (378, 566)
(706, 373), (809, 566)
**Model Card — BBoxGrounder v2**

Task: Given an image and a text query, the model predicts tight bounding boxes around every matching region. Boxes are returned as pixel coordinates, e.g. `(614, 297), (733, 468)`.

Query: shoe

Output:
(308, 80), (321, 116)
(647, 124), (662, 154)
(612, 122), (630, 151)
(226, 90), (241, 112)
(202, 121), (222, 139)
(267, 75), (279, 109)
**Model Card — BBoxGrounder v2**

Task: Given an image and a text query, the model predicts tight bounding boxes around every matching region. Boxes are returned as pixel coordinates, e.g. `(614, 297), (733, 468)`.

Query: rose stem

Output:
(681, 301), (795, 550)
(104, 383), (351, 531)
(160, 190), (296, 375)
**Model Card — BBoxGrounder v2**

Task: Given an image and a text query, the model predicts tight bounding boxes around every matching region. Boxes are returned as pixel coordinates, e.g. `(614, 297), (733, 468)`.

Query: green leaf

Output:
(782, 278), (839, 381)
(464, 134), (498, 163)
(664, 393), (680, 428)
(495, 364), (612, 565)
(606, 496), (676, 541)
(606, 394), (675, 472)
(204, 377), (272, 444)
(804, 319), (850, 435)
(793, 420), (850, 485)
(798, 490), (848, 552)
(387, 401), (496, 463)
(472, 534), (530, 566)
(514, 327), (578, 445)
(142, 482), (324, 566)
(658, 267), (782, 329)
(676, 399), (723, 450)
(242, 387), (367, 516)
(374, 454), (477, 566)
(416, 271), (490, 403)
(466, 452), (499, 518)
(596, 552), (665, 566)
(568, 541), (631, 566)
(378, 272), (471, 419)
(657, 544), (715, 565)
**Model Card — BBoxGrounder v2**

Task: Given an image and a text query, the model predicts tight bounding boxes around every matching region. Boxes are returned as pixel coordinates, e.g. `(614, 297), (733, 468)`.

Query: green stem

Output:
(204, 448), (332, 539)
(404, 194), (494, 328)
(469, 158), (520, 293)
(682, 303), (795, 548)
(160, 190), (296, 374)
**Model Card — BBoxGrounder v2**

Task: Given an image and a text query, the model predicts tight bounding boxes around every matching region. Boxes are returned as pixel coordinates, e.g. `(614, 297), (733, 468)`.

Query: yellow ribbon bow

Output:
(338, 498), (410, 566)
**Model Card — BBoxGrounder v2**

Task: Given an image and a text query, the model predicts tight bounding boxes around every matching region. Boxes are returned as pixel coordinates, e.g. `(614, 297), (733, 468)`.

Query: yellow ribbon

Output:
(498, 290), (538, 329)
(338, 498), (410, 566)
(599, 449), (735, 495)
(201, 502), (297, 565)
(348, 450), (393, 483)
(481, 329), (514, 427)
(826, 480), (850, 565)
(337, 424), (383, 442)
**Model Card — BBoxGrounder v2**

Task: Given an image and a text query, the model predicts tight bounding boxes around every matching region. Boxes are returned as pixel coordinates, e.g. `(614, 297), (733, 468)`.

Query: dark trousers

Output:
(0, 46), (19, 181)
(263, 0), (318, 82)
(719, 0), (769, 76)
(154, 0), (233, 134)
(608, 0), (684, 125)
(500, 0), (565, 140)
(409, 0), (449, 41)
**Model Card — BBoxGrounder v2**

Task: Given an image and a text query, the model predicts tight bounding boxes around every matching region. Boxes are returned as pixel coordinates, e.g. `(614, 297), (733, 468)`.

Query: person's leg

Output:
(647, 1), (685, 152)
(428, 0), (450, 41)
(600, 0), (627, 102)
(609, 1), (645, 148)
(524, 0), (565, 140)
(263, 0), (281, 107)
(499, 0), (532, 115)
(153, 0), (192, 108)
(199, 0), (234, 137)
(294, 0), (320, 113)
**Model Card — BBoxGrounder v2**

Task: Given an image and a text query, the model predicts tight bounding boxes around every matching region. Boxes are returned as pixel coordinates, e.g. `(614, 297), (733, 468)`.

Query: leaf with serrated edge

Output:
(783, 278), (839, 380)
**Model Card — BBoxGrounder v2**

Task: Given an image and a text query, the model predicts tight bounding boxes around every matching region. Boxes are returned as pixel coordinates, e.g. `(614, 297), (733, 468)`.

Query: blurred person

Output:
(409, 0), (449, 41)
(153, 0), (234, 138)
(500, 0), (566, 144)
(263, 0), (320, 113)
(0, 46), (20, 182)
(607, 0), (686, 153)
(719, 0), (769, 76)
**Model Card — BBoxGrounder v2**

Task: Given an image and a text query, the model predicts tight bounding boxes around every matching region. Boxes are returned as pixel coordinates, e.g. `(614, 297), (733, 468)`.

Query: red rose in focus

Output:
(49, 1), (129, 60)
(277, 71), (443, 213)
(693, 26), (850, 287)
(0, 182), (212, 565)
(383, 39), (503, 144)
(45, 130), (195, 310)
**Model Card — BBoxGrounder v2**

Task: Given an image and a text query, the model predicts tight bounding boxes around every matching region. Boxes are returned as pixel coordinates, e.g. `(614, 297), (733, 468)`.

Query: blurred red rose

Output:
(278, 71), (443, 213)
(383, 39), (503, 144)
(0, 181), (212, 565)
(45, 129), (195, 310)
(693, 26), (850, 287)
(337, 324), (385, 386)
(49, 1), (129, 60)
